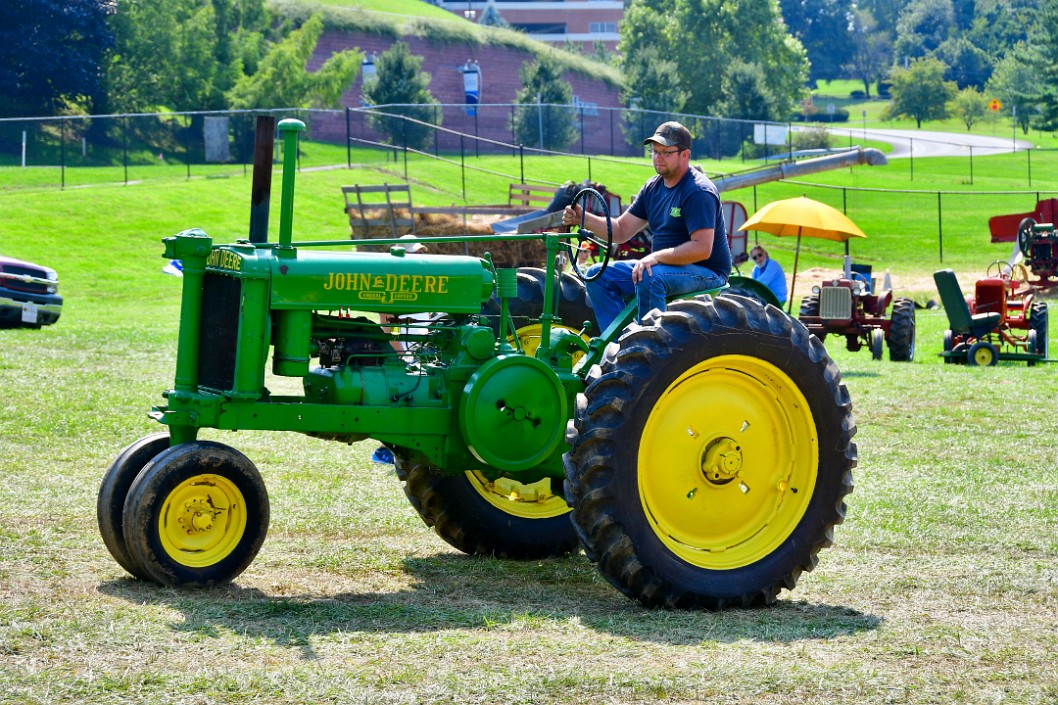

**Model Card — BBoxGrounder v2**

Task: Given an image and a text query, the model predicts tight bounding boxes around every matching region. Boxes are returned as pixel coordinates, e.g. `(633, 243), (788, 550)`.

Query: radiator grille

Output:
(198, 272), (242, 391)
(0, 264), (49, 294)
(819, 286), (852, 319)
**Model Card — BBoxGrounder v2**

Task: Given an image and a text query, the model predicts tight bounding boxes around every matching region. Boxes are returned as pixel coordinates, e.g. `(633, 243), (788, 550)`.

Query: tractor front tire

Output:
(887, 298), (917, 362)
(97, 433), (172, 580)
(798, 294), (826, 342)
(396, 460), (580, 559)
(122, 441), (269, 587)
(564, 296), (856, 609)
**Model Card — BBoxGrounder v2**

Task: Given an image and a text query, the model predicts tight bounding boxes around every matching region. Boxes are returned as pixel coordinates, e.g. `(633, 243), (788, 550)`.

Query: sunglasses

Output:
(751, 253), (765, 261)
(650, 148), (680, 157)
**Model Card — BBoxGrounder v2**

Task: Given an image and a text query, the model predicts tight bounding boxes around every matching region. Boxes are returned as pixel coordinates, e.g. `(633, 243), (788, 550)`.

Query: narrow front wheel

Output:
(122, 441), (269, 587)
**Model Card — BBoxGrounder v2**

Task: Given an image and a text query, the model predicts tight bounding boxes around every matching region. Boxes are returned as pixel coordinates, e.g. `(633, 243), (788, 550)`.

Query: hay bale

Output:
(353, 210), (549, 268)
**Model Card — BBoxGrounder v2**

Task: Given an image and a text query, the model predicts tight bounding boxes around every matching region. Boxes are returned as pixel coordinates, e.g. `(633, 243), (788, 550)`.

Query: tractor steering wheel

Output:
(1017, 217), (1036, 258)
(986, 260), (1014, 280)
(566, 187), (613, 283)
(849, 270), (871, 293)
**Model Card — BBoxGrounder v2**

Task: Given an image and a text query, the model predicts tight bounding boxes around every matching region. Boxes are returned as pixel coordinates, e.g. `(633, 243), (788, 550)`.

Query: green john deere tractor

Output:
(97, 118), (857, 609)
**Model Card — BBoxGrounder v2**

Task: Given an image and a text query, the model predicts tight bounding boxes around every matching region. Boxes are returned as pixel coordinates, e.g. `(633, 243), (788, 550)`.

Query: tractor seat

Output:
(974, 278), (1007, 318)
(934, 269), (1001, 338)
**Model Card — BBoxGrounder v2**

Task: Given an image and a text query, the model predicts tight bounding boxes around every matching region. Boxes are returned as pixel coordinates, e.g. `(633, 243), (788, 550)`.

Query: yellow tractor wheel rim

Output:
(513, 323), (587, 364)
(972, 346), (994, 365)
(158, 474), (247, 568)
(638, 354), (818, 570)
(466, 471), (570, 519)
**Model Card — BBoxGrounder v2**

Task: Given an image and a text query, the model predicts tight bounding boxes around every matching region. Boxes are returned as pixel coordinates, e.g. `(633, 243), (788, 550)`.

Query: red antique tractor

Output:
(988, 202), (1058, 291)
(798, 270), (917, 362)
(933, 262), (1048, 366)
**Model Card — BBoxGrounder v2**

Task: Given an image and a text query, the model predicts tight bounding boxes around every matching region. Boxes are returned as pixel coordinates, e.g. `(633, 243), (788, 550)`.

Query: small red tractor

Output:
(933, 262), (1048, 366)
(797, 269), (917, 362)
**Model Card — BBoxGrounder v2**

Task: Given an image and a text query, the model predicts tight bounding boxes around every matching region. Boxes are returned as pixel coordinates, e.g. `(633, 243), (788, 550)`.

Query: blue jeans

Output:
(585, 260), (728, 331)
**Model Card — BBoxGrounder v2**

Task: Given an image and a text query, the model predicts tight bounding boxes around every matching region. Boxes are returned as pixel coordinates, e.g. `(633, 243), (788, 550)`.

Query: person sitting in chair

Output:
(749, 245), (787, 306)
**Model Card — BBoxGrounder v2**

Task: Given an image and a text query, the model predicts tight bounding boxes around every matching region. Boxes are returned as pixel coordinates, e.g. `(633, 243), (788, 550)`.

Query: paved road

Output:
(824, 126), (1033, 158)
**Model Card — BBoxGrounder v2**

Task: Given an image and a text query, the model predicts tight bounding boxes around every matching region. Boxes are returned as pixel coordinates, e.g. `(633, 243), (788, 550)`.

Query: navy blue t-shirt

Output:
(628, 168), (731, 276)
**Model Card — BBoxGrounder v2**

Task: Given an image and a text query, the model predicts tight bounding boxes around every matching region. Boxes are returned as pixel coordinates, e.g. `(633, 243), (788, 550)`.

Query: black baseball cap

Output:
(644, 121), (691, 151)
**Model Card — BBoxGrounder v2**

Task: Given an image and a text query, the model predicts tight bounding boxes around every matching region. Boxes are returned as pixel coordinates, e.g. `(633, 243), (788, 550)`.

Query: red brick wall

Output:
(309, 30), (635, 155)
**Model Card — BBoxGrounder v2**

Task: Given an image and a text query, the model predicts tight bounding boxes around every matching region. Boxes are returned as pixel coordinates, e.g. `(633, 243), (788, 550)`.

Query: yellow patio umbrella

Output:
(739, 196), (867, 312)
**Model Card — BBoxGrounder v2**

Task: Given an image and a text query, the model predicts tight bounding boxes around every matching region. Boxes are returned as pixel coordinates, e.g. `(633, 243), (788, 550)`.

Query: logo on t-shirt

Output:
(669, 207), (682, 218)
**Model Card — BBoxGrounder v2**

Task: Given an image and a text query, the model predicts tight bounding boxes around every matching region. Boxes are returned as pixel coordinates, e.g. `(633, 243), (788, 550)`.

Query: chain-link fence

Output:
(0, 105), (838, 191)
(3, 104), (1053, 264)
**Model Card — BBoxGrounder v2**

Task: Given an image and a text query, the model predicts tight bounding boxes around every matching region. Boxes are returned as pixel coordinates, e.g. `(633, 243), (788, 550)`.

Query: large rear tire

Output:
(123, 441), (269, 587)
(564, 295), (856, 609)
(887, 297), (916, 362)
(395, 458), (579, 559)
(1030, 301), (1048, 360)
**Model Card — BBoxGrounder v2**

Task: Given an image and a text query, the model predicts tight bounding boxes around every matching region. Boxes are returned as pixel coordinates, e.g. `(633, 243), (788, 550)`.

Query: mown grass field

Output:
(1, 144), (1057, 704)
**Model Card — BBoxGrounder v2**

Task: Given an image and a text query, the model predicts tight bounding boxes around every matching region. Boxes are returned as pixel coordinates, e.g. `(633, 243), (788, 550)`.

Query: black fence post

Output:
(937, 192), (943, 262)
(460, 134), (466, 201)
(609, 108), (614, 157)
(122, 116), (129, 185)
(402, 119), (408, 180)
(474, 111), (479, 158)
(580, 105), (585, 154)
(433, 105), (439, 157)
(345, 107), (351, 168)
(184, 114), (191, 180)
(519, 144), (524, 183)
(1028, 147), (1032, 187)
(60, 117), (66, 189)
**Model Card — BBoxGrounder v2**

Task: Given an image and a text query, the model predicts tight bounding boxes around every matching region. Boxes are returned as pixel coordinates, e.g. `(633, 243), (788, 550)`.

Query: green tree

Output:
(0, 0), (115, 117)
(987, 42), (1041, 134)
(950, 86), (986, 130)
(778, 0), (855, 85)
(511, 57), (577, 151)
(1031, 0), (1058, 131)
(846, 8), (891, 98)
(620, 45), (687, 148)
(893, 0), (954, 63)
(227, 15), (360, 110)
(721, 60), (781, 122)
(478, 0), (510, 28)
(933, 37), (992, 89)
(619, 0), (807, 121)
(966, 0), (1035, 60)
(361, 41), (441, 151)
(886, 57), (957, 127)
(106, 0), (271, 112)
(855, 0), (903, 35)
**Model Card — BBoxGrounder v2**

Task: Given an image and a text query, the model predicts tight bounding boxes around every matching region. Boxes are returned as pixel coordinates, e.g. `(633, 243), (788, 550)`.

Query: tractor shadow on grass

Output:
(98, 553), (880, 655)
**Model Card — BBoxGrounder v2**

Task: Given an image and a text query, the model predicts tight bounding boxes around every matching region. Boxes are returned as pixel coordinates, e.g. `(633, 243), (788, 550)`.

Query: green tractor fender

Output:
(720, 275), (782, 308)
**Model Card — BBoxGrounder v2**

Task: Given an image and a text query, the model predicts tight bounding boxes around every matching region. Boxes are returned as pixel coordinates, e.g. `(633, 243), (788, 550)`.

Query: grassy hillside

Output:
(299, 0), (461, 19)
(269, 0), (624, 87)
